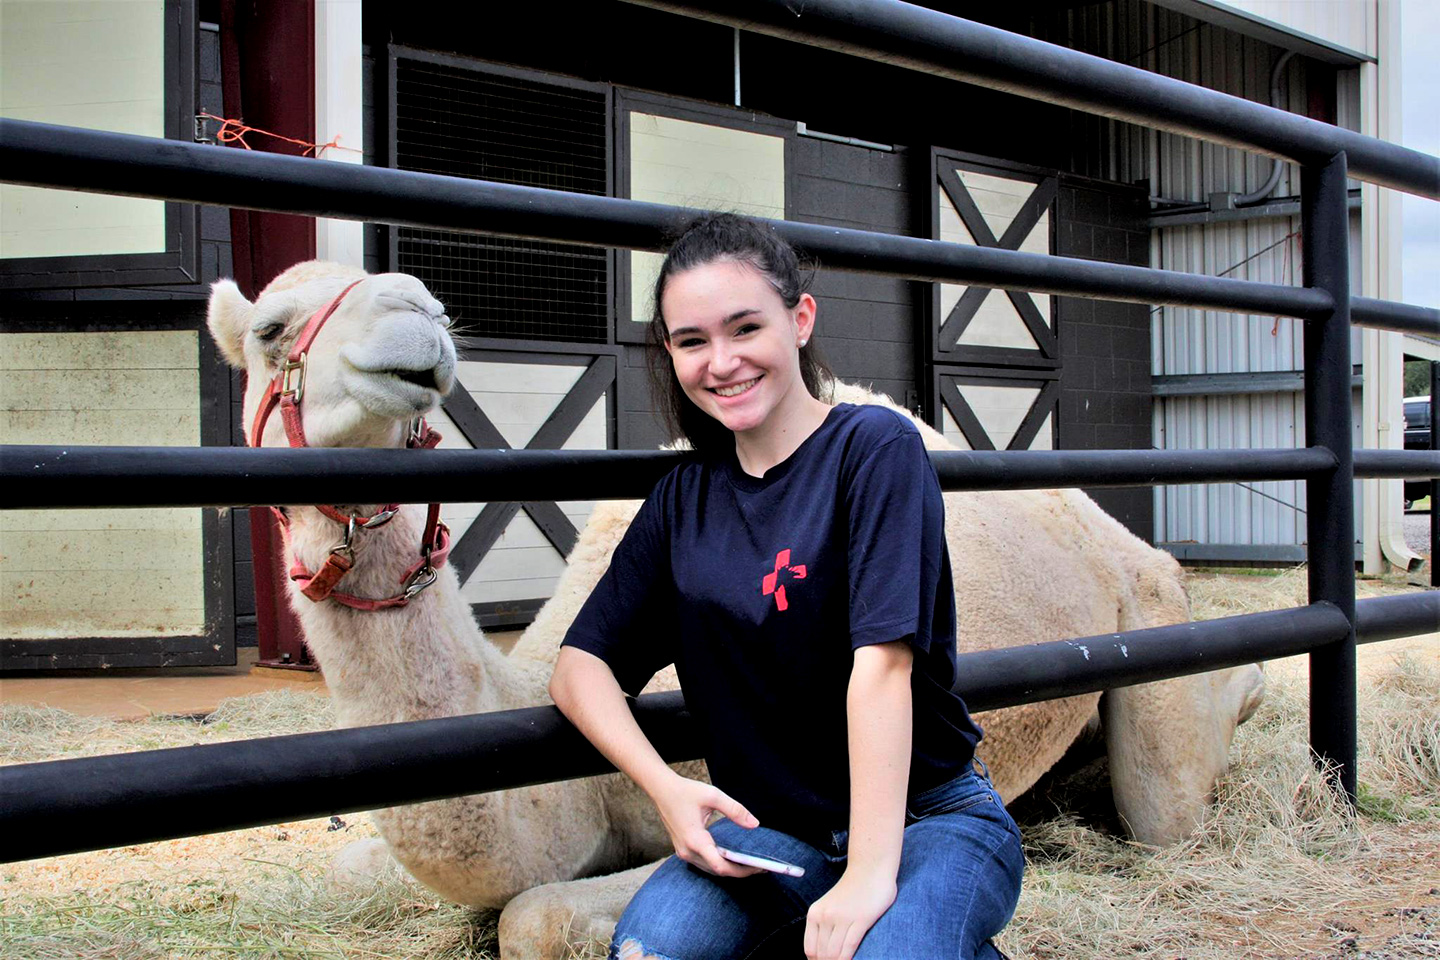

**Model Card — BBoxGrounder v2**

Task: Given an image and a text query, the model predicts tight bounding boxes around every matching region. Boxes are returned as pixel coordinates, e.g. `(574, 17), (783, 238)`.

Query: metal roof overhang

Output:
(1147, 0), (1375, 65)
(1403, 335), (1440, 363)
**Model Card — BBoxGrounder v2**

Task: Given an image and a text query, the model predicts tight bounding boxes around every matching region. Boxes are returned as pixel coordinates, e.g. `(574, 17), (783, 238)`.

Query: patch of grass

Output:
(1189, 566), (1289, 578)
(1355, 781), (1432, 823)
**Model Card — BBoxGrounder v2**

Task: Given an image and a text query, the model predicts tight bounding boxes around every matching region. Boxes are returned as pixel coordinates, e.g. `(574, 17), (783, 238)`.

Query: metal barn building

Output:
(0, 0), (1425, 669)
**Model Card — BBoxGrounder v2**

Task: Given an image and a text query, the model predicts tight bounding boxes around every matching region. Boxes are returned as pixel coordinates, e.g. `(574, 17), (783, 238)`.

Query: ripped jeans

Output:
(609, 767), (1023, 960)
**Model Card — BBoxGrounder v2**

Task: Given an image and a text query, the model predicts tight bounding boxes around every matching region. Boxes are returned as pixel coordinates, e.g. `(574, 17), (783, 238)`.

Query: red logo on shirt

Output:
(761, 548), (807, 612)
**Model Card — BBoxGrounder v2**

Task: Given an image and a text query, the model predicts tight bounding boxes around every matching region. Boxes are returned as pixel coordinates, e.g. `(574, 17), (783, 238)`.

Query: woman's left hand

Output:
(803, 868), (898, 960)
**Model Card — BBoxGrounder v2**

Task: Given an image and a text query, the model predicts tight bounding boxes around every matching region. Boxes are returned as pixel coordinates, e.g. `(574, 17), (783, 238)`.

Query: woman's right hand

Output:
(649, 772), (765, 878)
(550, 650), (763, 878)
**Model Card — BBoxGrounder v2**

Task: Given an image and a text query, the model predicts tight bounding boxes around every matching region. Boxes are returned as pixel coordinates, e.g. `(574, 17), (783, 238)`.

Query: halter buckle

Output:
(280, 353), (307, 403)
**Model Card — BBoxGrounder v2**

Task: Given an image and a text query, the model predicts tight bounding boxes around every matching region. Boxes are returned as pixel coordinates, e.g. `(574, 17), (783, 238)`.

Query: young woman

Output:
(549, 214), (1023, 960)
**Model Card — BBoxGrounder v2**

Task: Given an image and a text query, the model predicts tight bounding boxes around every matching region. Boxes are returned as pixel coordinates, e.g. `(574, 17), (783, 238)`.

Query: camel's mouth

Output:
(385, 367), (441, 392)
(339, 330), (456, 420)
(340, 361), (455, 421)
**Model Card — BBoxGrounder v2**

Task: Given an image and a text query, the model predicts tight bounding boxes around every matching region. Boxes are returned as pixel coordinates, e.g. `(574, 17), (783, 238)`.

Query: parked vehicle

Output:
(1404, 396), (1433, 509)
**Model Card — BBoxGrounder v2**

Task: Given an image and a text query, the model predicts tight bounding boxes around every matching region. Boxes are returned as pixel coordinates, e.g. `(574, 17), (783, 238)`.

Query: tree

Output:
(1405, 359), (1433, 398)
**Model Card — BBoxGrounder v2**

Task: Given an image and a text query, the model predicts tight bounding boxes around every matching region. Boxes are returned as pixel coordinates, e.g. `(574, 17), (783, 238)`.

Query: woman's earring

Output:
(799, 338), (808, 347)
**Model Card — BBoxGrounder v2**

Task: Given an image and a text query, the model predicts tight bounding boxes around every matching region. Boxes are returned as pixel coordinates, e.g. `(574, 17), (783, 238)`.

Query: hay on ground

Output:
(2, 573), (1436, 959)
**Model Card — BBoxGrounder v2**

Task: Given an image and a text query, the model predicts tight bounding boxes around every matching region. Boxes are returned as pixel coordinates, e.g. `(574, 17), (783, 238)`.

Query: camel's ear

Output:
(207, 279), (253, 368)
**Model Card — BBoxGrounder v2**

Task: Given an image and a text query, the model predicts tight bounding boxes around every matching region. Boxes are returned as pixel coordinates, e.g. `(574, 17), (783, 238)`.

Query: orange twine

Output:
(1272, 230), (1300, 337)
(199, 111), (359, 158)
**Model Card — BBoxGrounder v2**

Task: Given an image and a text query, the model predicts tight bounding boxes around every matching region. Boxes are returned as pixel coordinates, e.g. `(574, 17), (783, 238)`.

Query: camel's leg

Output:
(1229, 661), (1266, 726)
(498, 860), (664, 960)
(330, 836), (404, 887)
(1103, 663), (1263, 845)
(974, 692), (1100, 804)
(1095, 542), (1269, 844)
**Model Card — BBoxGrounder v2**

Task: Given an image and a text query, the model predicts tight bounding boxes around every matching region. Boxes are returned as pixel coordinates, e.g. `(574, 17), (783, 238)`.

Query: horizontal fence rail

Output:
(4, 594), (1433, 864)
(1350, 297), (1440, 337)
(7, 445), (1435, 509)
(0, 0), (1435, 866)
(1353, 449), (1440, 479)
(3, 119), (1436, 338)
(625, 0), (1440, 199)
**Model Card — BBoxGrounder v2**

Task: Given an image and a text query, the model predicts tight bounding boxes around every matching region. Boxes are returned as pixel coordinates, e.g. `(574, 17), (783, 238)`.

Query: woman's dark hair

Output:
(647, 213), (832, 456)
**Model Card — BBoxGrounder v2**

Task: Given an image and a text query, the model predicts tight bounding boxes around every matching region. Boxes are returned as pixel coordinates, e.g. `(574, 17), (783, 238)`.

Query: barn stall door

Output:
(0, 307), (234, 669)
(428, 349), (616, 629)
(928, 152), (1059, 450)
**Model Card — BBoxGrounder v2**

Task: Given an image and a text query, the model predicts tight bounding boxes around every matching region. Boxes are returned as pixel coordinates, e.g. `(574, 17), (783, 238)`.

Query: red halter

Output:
(249, 279), (451, 611)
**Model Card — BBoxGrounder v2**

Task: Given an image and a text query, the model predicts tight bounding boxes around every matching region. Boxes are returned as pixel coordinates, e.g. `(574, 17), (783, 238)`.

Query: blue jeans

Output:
(609, 768), (1024, 960)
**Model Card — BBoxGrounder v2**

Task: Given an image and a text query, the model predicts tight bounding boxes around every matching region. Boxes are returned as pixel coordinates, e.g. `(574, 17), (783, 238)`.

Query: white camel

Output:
(206, 262), (1264, 959)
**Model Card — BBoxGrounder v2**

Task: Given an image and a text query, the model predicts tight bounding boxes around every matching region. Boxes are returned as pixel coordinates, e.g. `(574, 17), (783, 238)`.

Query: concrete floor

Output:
(0, 630), (523, 721)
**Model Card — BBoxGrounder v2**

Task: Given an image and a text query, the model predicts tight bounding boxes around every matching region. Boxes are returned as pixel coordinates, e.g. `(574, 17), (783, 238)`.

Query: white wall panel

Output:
(1217, 0), (1375, 58)
(1, 330), (204, 639)
(628, 113), (785, 323)
(0, 0), (166, 258)
(937, 190), (976, 321)
(1030, 413), (1054, 451)
(961, 383), (1041, 451)
(941, 408), (972, 451)
(454, 359), (585, 449)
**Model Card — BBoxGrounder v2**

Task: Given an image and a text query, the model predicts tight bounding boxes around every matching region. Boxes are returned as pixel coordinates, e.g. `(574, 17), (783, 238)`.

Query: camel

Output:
(205, 262), (1264, 959)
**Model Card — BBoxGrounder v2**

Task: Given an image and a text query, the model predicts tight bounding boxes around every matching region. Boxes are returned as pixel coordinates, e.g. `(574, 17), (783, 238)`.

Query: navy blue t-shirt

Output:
(561, 403), (982, 847)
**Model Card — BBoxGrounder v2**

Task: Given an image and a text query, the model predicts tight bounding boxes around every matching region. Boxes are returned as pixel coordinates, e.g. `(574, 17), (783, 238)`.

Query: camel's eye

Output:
(255, 322), (285, 342)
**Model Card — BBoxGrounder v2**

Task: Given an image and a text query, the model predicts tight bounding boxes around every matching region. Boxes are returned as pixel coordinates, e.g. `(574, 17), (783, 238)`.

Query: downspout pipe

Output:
(1152, 50), (1297, 214)
(1235, 51), (1297, 207)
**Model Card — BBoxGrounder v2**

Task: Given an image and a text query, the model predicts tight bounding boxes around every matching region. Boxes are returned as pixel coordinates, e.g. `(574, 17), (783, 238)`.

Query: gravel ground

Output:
(1403, 509), (1432, 556)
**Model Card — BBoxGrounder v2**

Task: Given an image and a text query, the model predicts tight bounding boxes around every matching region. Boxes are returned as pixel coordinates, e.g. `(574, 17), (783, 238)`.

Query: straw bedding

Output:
(3, 572), (1435, 959)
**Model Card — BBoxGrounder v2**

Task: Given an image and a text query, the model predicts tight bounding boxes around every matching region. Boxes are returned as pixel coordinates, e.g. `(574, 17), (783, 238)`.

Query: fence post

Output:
(1431, 360), (1437, 588)
(1301, 152), (1358, 802)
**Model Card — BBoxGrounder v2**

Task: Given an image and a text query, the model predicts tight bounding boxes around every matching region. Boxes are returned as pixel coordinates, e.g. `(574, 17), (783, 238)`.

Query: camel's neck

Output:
(280, 505), (543, 727)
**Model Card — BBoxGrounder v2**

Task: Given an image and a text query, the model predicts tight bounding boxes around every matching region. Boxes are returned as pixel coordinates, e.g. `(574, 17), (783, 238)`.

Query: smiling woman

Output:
(645, 214), (833, 465)
(550, 213), (1023, 960)
(659, 259), (826, 469)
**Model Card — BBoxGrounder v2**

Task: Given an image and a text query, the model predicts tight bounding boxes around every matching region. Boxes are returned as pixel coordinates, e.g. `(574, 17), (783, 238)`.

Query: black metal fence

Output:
(2, 0), (1438, 864)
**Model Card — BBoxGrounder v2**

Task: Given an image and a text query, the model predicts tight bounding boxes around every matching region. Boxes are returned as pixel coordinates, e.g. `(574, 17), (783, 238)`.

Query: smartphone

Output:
(715, 846), (806, 878)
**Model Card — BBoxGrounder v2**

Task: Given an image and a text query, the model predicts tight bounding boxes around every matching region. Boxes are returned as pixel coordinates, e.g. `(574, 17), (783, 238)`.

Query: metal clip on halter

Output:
(279, 353), (307, 403)
(330, 515), (359, 563)
(361, 508), (398, 529)
(403, 563), (439, 600)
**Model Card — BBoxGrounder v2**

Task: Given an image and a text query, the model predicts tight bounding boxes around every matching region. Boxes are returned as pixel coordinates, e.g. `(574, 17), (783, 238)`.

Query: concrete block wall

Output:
(1055, 178), (1154, 540)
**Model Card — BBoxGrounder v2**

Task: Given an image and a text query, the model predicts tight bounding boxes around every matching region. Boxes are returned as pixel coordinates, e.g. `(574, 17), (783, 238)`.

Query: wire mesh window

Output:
(394, 58), (609, 343)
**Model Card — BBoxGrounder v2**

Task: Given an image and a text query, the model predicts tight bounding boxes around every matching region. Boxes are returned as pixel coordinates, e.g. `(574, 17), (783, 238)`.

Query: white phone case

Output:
(715, 846), (806, 877)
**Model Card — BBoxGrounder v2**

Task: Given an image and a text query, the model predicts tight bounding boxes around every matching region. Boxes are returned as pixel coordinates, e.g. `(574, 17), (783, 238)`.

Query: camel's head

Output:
(206, 261), (457, 448)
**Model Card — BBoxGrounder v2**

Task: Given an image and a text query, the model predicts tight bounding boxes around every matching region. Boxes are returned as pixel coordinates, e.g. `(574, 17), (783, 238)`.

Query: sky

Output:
(1400, 0), (1439, 310)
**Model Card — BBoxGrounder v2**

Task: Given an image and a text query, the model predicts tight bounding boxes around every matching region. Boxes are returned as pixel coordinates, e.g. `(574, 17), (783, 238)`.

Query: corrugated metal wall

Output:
(1036, 1), (1366, 560)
